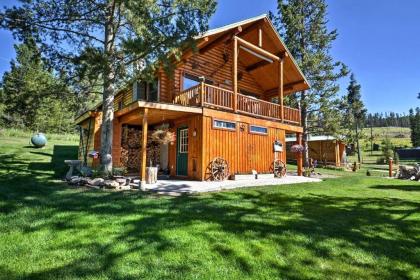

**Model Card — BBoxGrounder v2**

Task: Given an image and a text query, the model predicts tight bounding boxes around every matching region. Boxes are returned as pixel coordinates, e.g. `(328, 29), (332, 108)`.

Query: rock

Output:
(410, 176), (416, 181)
(132, 179), (140, 184)
(104, 180), (119, 189)
(88, 178), (105, 186)
(117, 185), (131, 191)
(69, 176), (81, 185)
(115, 178), (126, 185)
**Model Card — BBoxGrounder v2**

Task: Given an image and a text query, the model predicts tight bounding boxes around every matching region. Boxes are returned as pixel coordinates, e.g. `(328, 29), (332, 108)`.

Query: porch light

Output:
(193, 128), (197, 137)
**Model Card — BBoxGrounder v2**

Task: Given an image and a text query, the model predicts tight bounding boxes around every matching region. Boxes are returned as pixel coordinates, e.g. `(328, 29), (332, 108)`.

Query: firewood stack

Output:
(121, 126), (142, 171)
(120, 125), (162, 172)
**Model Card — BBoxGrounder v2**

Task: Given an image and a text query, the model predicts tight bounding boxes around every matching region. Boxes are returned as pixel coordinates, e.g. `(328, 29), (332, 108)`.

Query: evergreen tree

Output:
(342, 73), (367, 163)
(272, 0), (348, 166)
(0, 39), (78, 133)
(409, 107), (420, 147)
(1, 0), (216, 174)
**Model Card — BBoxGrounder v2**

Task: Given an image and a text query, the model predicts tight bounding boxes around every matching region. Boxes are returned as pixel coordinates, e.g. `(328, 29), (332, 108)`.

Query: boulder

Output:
(104, 180), (120, 189)
(69, 176), (82, 185)
(115, 178), (127, 185)
(88, 178), (105, 186)
(117, 185), (131, 191)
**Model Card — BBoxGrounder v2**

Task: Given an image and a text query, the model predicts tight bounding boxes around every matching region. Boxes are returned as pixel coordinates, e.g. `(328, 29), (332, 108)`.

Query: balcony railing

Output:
(173, 83), (301, 125)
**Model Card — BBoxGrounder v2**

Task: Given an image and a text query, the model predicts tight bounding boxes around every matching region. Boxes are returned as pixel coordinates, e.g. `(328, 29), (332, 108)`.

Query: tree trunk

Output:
(356, 123), (361, 163)
(100, 2), (116, 175)
(301, 90), (310, 168)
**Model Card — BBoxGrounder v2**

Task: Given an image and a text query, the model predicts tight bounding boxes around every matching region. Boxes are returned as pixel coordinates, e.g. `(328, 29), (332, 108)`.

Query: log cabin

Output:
(75, 14), (309, 186)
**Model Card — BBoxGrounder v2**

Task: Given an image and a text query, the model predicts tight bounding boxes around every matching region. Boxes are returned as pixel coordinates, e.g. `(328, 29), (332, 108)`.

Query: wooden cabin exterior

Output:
(75, 14), (309, 185)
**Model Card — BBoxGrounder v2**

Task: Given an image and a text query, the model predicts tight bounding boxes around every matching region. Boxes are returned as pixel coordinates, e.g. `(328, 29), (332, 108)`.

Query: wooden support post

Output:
(232, 36), (238, 112)
(297, 132), (303, 176)
(258, 26), (262, 47)
(279, 58), (284, 122)
(199, 78), (205, 107)
(389, 157), (393, 178)
(335, 141), (340, 167)
(140, 108), (148, 190)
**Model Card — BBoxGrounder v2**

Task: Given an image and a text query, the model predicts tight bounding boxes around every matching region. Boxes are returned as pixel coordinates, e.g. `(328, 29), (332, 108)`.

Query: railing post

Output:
(232, 36), (238, 113)
(199, 77), (205, 107)
(278, 57), (284, 123)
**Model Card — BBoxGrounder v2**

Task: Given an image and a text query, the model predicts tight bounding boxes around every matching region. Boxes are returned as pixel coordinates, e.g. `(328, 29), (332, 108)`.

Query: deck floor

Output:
(143, 175), (321, 196)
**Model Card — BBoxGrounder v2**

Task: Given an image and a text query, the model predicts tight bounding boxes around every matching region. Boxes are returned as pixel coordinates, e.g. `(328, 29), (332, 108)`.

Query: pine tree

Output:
(0, 39), (78, 133)
(409, 107), (420, 147)
(1, 0), (216, 174)
(343, 73), (367, 163)
(272, 0), (348, 166)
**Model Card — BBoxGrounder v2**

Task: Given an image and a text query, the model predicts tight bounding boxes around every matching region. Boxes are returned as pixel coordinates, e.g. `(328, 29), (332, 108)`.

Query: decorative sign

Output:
(273, 140), (283, 152)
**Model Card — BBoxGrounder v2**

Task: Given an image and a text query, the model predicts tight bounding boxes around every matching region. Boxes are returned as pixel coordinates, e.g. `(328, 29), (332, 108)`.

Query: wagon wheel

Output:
(272, 159), (286, 178)
(210, 157), (229, 181)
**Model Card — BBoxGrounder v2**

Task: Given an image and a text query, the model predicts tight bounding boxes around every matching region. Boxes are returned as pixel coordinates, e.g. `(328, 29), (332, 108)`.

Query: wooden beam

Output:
(140, 108), (148, 190)
(245, 51), (286, 72)
(239, 19), (265, 38)
(232, 36), (238, 112)
(264, 80), (306, 96)
(236, 36), (279, 62)
(296, 132), (303, 176)
(279, 58), (284, 122)
(199, 26), (242, 54)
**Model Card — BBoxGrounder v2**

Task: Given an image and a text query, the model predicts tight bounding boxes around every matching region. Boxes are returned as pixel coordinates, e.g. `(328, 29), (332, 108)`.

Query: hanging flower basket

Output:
(150, 129), (175, 144)
(290, 144), (304, 153)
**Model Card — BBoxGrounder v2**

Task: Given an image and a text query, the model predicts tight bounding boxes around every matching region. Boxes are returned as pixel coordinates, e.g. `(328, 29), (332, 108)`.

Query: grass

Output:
(1, 133), (420, 279)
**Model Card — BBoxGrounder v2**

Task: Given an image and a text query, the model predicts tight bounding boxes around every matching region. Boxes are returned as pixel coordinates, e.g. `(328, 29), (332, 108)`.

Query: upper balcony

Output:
(173, 82), (301, 125)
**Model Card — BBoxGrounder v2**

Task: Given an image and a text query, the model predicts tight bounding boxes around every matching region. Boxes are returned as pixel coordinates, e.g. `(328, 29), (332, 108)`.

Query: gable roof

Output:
(194, 14), (310, 94)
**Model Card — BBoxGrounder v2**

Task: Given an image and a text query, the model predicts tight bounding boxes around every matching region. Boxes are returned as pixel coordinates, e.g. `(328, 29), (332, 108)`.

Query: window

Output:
(133, 79), (159, 102)
(179, 128), (188, 153)
(250, 125), (268, 134)
(182, 73), (213, 90)
(213, 120), (236, 130)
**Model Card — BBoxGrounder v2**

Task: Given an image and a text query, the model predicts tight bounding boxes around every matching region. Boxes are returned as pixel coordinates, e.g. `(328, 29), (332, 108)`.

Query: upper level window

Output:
(182, 73), (213, 90)
(249, 125), (268, 135)
(133, 79), (159, 102)
(213, 119), (236, 130)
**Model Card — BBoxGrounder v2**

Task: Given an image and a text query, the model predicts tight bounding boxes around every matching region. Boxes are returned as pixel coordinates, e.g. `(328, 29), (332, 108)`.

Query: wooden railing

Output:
(173, 84), (201, 106)
(203, 84), (234, 111)
(173, 83), (301, 125)
(284, 106), (301, 125)
(237, 93), (280, 120)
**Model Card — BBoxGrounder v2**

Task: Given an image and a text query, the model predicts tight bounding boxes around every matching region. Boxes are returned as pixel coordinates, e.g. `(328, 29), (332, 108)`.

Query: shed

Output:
(286, 135), (346, 167)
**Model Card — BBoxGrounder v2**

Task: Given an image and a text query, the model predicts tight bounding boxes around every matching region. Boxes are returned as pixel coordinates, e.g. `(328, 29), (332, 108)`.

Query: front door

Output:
(176, 127), (188, 176)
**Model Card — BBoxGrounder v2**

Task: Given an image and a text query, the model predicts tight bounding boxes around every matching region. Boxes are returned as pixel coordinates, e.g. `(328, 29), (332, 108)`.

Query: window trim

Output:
(212, 118), (237, 131)
(249, 125), (268, 135)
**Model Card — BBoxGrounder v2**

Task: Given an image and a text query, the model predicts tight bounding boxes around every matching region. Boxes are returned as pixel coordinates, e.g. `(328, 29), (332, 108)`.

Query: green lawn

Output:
(0, 134), (419, 279)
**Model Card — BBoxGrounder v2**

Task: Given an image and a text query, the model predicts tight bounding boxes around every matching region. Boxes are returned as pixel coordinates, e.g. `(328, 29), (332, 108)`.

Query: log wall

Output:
(201, 113), (286, 179)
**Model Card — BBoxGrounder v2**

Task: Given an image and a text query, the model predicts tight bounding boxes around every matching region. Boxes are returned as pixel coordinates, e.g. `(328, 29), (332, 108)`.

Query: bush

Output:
(381, 138), (394, 163)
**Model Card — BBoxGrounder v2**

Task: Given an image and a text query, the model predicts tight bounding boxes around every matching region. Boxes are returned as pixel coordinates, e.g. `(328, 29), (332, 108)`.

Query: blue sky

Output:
(1, 0), (419, 114)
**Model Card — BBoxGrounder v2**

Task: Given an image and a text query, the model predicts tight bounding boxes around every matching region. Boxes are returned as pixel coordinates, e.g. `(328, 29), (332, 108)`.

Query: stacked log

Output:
(120, 125), (162, 172)
(121, 126), (142, 172)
